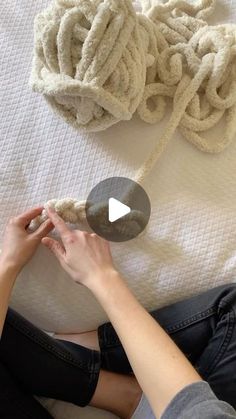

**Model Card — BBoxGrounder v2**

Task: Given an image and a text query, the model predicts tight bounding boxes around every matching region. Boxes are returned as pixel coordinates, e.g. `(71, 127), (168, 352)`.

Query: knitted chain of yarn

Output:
(29, 0), (236, 231)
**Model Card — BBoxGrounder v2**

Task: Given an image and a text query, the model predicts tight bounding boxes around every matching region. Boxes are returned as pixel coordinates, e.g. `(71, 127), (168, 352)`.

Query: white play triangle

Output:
(108, 198), (131, 223)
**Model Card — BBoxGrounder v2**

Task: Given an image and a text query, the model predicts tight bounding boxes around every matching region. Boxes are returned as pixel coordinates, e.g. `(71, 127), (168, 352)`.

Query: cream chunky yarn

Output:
(30, 0), (236, 230)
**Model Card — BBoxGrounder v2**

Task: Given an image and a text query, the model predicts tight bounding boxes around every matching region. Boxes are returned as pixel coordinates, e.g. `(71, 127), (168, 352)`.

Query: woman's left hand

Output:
(0, 206), (54, 275)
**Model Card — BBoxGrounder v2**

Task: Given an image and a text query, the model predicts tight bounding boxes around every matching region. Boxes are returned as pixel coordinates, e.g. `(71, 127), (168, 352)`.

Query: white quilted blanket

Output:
(1, 1), (236, 418)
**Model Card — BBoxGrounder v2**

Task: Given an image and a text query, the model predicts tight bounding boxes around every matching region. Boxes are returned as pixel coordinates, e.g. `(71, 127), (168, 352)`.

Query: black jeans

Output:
(0, 284), (236, 418)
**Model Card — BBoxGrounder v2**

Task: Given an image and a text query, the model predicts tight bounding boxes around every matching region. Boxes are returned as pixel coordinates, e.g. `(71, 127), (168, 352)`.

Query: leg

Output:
(0, 360), (53, 419)
(53, 335), (141, 418)
(91, 370), (141, 419)
(96, 284), (236, 407)
(0, 308), (141, 418)
(0, 308), (100, 407)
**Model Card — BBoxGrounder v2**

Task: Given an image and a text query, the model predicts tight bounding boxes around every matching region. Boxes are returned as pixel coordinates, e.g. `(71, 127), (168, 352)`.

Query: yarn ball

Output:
(30, 0), (150, 131)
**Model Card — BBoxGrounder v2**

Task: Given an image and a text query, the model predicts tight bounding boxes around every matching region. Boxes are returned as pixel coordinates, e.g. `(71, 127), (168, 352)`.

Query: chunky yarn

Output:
(29, 0), (236, 231)
(30, 0), (147, 131)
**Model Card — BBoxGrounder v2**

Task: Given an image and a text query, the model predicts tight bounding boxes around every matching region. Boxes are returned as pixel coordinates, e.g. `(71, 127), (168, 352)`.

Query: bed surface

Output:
(1, 1), (236, 418)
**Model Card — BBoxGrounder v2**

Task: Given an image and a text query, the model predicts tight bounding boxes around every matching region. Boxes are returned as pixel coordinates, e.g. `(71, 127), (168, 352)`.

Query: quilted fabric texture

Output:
(0, 1), (236, 418)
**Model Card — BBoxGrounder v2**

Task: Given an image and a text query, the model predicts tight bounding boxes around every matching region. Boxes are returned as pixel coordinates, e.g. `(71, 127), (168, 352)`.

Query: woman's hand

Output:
(0, 207), (54, 276)
(41, 206), (117, 289)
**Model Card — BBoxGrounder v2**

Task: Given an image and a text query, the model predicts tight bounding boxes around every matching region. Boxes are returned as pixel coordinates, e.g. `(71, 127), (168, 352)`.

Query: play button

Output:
(85, 177), (151, 242)
(108, 198), (131, 222)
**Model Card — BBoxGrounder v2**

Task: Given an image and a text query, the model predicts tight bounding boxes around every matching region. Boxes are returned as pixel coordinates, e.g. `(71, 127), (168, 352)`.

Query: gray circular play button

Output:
(85, 177), (151, 242)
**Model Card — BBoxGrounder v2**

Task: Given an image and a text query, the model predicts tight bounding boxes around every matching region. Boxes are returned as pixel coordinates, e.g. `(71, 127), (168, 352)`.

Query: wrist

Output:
(0, 257), (20, 281)
(87, 269), (137, 321)
(87, 268), (122, 293)
(87, 268), (126, 301)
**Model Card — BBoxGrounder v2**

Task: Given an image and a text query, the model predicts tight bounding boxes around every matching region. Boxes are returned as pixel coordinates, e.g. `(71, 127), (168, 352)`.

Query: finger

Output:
(16, 206), (44, 227)
(31, 219), (54, 239)
(45, 206), (71, 238)
(41, 237), (65, 260)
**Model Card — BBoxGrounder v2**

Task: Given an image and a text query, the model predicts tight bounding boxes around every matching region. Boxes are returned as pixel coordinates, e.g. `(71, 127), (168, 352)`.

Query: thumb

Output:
(41, 237), (65, 261)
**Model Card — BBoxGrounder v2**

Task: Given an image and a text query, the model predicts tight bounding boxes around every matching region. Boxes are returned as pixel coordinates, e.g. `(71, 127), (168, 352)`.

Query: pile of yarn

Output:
(30, 0), (236, 230)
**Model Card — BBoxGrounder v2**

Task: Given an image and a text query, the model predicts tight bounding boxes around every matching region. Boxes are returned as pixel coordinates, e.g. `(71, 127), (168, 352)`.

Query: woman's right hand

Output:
(41, 206), (117, 289)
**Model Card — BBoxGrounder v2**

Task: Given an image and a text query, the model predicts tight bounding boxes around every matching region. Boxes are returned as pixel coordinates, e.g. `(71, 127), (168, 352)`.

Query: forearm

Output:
(0, 261), (18, 337)
(0, 207), (53, 338)
(92, 272), (202, 418)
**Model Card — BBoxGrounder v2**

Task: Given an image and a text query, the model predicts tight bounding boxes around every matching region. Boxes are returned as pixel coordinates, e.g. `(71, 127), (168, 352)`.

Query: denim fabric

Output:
(0, 308), (101, 417)
(0, 360), (53, 419)
(98, 284), (236, 409)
